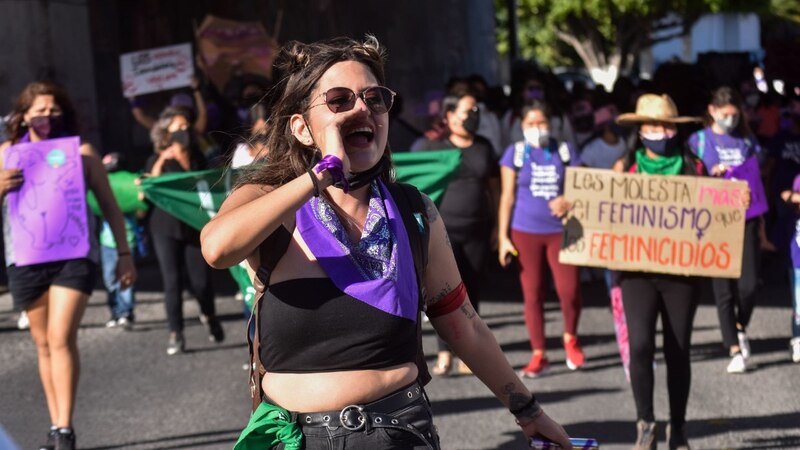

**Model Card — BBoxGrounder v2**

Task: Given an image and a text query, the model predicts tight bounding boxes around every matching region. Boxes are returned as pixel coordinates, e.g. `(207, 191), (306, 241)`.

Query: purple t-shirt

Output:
(688, 127), (760, 170)
(500, 140), (580, 234)
(791, 175), (800, 268)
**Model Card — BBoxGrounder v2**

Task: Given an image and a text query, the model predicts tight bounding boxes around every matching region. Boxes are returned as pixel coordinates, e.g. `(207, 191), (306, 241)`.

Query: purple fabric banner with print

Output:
(4, 136), (89, 266)
(727, 156), (768, 220)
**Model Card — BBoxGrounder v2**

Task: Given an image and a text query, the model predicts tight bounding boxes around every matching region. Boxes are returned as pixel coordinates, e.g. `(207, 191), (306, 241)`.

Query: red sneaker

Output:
(519, 354), (550, 378)
(564, 336), (585, 370)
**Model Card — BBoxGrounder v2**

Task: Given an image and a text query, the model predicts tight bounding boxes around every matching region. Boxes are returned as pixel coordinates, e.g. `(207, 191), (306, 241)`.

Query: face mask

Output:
(525, 88), (545, 100)
(346, 155), (389, 191)
(714, 114), (739, 134)
(29, 115), (63, 139)
(523, 127), (549, 147)
(461, 110), (480, 135)
(641, 132), (681, 156)
(170, 129), (191, 148)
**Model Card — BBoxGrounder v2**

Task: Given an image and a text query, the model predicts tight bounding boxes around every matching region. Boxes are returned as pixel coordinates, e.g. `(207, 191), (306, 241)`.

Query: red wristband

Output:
(426, 282), (466, 318)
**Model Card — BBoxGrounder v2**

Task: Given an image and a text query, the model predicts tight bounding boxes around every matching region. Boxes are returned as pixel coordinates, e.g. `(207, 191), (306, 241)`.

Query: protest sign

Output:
(195, 15), (277, 93)
(4, 137), (89, 266)
(726, 156), (767, 220)
(120, 43), (194, 97)
(559, 167), (747, 278)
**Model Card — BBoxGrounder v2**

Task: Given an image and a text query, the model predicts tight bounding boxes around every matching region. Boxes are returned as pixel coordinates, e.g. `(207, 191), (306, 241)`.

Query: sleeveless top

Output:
(259, 277), (417, 372)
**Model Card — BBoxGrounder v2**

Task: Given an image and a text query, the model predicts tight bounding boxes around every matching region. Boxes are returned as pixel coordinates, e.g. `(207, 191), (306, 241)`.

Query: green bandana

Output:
(634, 148), (683, 175)
(233, 402), (303, 450)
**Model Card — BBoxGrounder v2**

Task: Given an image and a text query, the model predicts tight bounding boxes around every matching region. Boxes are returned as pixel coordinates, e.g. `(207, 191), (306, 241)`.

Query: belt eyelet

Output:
(391, 419), (399, 424)
(407, 392), (413, 398)
(305, 416), (312, 423)
(374, 417), (382, 424)
(322, 415), (330, 422)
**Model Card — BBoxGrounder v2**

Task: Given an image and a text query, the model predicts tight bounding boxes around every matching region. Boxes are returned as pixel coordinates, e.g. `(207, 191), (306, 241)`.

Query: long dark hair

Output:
(6, 81), (79, 143)
(237, 36), (394, 188)
(705, 86), (753, 137)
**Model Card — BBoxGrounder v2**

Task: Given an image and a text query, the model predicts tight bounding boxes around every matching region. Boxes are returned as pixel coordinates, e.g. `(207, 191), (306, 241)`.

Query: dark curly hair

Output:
(236, 35), (394, 188)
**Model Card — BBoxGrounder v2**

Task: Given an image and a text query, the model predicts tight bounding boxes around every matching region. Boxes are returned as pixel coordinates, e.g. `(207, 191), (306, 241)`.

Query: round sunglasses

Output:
(307, 86), (396, 114)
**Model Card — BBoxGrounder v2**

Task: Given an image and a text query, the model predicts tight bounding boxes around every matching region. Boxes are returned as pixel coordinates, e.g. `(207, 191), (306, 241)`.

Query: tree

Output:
(495, 0), (800, 90)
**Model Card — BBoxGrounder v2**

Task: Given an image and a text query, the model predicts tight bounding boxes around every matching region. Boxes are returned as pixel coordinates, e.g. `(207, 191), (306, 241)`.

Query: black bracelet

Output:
(117, 251), (131, 257)
(307, 168), (320, 197)
(509, 394), (539, 415)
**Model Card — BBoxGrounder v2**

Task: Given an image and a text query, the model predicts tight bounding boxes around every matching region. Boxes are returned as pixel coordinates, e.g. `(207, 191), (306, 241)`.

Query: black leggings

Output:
(151, 233), (215, 333)
(437, 227), (489, 352)
(621, 274), (699, 429)
(712, 218), (760, 348)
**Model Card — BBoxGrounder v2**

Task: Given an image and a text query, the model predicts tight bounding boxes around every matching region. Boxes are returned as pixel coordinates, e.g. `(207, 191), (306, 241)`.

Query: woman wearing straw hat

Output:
(614, 93), (704, 450)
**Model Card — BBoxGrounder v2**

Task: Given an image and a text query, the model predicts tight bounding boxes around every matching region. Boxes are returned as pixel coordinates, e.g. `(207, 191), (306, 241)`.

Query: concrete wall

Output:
(0, 0), (100, 146)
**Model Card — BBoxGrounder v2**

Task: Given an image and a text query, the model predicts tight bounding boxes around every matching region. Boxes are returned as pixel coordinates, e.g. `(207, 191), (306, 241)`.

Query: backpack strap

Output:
(248, 225), (292, 412)
(512, 141), (526, 169)
(385, 182), (432, 386)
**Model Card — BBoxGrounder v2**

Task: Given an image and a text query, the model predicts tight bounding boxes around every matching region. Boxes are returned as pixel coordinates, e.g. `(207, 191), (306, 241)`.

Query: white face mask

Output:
(523, 127), (549, 147)
(714, 114), (739, 133)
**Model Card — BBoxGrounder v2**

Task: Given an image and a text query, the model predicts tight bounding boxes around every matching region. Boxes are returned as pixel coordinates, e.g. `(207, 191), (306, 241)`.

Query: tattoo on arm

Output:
(425, 281), (452, 306)
(503, 383), (531, 411)
(422, 194), (439, 224)
(460, 303), (476, 319)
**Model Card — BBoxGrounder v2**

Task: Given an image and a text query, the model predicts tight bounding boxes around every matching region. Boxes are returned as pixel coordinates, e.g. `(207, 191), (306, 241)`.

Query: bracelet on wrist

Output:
(314, 155), (349, 193)
(117, 251), (131, 257)
(306, 168), (320, 197)
(510, 394), (541, 417)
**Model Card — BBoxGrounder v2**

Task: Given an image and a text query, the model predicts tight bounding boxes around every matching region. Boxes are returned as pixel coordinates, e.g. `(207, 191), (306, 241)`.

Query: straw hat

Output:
(616, 94), (699, 125)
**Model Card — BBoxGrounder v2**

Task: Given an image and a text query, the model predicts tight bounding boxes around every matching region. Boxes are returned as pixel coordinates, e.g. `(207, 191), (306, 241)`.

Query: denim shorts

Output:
(274, 387), (441, 450)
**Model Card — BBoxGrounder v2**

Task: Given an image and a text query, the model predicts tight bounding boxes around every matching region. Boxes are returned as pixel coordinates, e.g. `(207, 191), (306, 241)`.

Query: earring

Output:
(21, 121), (27, 127)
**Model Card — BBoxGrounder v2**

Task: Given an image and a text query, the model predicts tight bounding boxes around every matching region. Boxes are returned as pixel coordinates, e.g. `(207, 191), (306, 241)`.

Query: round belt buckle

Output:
(339, 405), (366, 431)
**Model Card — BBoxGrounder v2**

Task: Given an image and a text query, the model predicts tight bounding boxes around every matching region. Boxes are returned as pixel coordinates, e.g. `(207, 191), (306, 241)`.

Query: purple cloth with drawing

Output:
(295, 180), (418, 322)
(4, 136), (89, 266)
(791, 175), (800, 268)
(726, 156), (767, 219)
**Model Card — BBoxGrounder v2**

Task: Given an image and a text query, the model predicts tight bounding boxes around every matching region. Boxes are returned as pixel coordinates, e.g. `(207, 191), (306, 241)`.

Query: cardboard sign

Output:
(4, 137), (89, 266)
(558, 167), (747, 278)
(195, 15), (277, 93)
(726, 156), (768, 220)
(120, 43), (194, 97)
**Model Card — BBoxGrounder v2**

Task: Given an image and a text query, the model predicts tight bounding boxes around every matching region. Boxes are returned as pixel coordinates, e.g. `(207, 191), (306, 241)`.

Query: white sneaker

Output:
(16, 311), (29, 330)
(737, 331), (751, 360)
(727, 352), (747, 373)
(791, 338), (800, 364)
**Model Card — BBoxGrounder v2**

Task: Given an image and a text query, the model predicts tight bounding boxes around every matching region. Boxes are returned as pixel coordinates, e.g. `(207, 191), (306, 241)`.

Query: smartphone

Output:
(530, 437), (599, 449)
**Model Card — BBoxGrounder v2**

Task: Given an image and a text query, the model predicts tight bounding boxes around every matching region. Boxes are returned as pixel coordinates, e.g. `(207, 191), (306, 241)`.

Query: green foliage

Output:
(495, 0), (798, 70)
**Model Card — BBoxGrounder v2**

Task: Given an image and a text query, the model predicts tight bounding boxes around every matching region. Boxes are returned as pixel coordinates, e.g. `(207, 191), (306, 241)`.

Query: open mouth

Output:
(344, 126), (375, 148)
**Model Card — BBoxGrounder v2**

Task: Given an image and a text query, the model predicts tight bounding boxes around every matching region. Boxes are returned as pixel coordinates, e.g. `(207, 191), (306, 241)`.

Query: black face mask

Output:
(641, 133), (682, 156)
(347, 156), (389, 191)
(29, 115), (64, 139)
(461, 110), (480, 135)
(170, 129), (191, 148)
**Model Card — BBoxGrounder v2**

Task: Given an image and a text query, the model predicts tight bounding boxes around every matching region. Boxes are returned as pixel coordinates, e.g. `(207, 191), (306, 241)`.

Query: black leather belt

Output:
(296, 381), (424, 430)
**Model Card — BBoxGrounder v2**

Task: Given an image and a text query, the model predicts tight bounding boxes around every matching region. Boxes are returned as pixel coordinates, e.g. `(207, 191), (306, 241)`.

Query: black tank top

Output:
(259, 277), (417, 373)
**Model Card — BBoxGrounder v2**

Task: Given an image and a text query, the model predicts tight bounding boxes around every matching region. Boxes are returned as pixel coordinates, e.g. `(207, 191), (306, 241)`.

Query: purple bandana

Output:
(296, 180), (418, 322)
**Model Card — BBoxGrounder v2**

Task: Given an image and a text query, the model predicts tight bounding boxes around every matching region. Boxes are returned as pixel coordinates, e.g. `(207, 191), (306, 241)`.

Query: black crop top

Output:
(259, 277), (418, 373)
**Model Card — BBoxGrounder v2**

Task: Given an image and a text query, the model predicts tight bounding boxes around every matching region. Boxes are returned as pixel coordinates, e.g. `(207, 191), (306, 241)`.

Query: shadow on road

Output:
(81, 428), (240, 450)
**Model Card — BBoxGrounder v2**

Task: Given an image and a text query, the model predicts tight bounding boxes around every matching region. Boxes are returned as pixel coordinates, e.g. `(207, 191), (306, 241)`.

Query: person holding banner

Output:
(497, 99), (584, 378)
(145, 106), (224, 355)
(688, 86), (764, 374)
(0, 81), (136, 450)
(201, 36), (572, 450)
(416, 90), (500, 376)
(615, 93), (705, 450)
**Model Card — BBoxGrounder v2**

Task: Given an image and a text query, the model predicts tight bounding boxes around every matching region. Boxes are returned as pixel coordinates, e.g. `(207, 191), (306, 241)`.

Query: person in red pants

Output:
(497, 99), (584, 377)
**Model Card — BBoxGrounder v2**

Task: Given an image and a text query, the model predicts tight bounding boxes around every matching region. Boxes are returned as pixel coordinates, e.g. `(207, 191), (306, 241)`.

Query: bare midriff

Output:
(262, 362), (418, 412)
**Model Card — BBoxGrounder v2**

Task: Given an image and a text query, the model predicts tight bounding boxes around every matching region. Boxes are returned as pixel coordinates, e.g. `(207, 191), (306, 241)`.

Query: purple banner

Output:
(727, 156), (768, 220)
(4, 137), (89, 266)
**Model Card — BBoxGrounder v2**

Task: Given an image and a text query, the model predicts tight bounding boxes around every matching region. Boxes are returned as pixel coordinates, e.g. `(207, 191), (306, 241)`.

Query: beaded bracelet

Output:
(510, 394), (541, 417)
(314, 155), (349, 193)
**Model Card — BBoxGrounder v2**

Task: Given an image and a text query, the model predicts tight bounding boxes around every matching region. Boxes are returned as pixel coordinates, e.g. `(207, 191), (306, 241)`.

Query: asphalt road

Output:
(1, 262), (799, 450)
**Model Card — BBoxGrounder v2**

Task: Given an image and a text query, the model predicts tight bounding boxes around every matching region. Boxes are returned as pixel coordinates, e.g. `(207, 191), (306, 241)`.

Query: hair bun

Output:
(275, 41), (310, 74)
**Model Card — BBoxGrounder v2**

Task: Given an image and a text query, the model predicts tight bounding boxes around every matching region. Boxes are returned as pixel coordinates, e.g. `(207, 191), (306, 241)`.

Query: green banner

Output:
(87, 171), (149, 216)
(140, 150), (462, 307)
